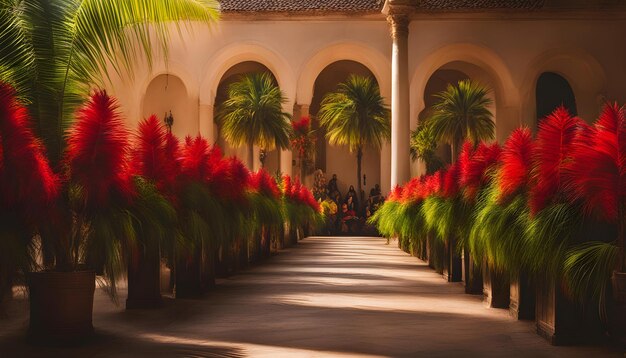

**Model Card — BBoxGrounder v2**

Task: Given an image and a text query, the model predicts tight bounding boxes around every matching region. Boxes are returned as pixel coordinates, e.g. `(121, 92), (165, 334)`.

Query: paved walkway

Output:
(0, 236), (621, 357)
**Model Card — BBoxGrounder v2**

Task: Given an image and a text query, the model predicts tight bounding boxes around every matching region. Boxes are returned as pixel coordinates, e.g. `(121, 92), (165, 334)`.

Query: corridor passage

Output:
(0, 236), (620, 357)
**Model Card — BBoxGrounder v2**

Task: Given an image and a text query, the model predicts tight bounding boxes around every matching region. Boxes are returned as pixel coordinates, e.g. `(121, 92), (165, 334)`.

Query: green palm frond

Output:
(523, 202), (582, 279)
(469, 182), (530, 273)
(0, 0), (219, 165)
(427, 79), (494, 153)
(130, 177), (181, 263)
(564, 241), (618, 307)
(368, 200), (401, 239)
(217, 72), (292, 151)
(318, 75), (390, 152)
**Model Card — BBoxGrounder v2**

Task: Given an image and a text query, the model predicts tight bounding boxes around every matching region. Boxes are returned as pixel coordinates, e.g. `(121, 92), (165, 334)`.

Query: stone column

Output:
(198, 103), (214, 142)
(279, 101), (295, 177)
(388, 11), (411, 188)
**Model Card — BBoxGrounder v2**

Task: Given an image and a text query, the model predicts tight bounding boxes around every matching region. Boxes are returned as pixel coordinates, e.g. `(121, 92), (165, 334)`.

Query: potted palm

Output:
(318, 75), (390, 209)
(524, 107), (586, 345)
(562, 103), (626, 342)
(424, 79), (495, 290)
(31, 90), (137, 343)
(127, 115), (180, 309)
(175, 136), (225, 298)
(470, 128), (535, 318)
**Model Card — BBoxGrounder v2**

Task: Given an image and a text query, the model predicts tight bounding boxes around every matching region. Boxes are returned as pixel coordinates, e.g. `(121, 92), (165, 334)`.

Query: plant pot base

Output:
(27, 271), (95, 346)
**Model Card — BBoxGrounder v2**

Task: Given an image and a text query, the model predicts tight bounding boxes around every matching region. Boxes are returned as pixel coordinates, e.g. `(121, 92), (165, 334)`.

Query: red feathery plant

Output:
(0, 82), (59, 304)
(563, 103), (626, 305)
(529, 106), (583, 215)
(63, 90), (137, 295)
(281, 174), (322, 238)
(290, 116), (316, 177)
(250, 169), (281, 199)
(497, 127), (534, 203)
(460, 142), (502, 203)
(470, 128), (534, 272)
(67, 90), (135, 208)
(132, 115), (180, 197)
(524, 106), (586, 279)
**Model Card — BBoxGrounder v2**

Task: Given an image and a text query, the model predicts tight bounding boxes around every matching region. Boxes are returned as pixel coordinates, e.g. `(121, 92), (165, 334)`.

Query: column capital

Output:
(386, 10), (410, 39)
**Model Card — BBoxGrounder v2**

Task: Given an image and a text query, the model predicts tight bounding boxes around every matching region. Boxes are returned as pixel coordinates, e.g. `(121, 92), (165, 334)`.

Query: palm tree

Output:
(217, 72), (292, 169)
(427, 79), (495, 162)
(0, 0), (220, 166)
(318, 74), (390, 206)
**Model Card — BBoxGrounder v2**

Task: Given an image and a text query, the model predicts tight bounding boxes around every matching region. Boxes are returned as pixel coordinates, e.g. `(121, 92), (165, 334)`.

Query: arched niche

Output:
(309, 60), (383, 199)
(142, 74), (196, 139)
(535, 72), (578, 125)
(214, 61), (281, 174)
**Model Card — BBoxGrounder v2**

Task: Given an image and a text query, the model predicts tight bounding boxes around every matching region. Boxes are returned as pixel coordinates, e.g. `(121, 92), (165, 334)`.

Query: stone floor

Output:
(0, 236), (623, 357)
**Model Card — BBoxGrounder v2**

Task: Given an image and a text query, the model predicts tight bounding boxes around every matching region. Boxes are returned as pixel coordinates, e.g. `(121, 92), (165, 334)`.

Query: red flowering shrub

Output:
(250, 169), (280, 199)
(460, 142), (501, 202)
(0, 82), (59, 218)
(290, 116), (316, 164)
(66, 90), (134, 208)
(497, 128), (534, 202)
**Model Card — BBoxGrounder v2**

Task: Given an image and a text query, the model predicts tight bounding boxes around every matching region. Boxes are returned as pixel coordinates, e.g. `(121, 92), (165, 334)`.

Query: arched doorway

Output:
(416, 62), (497, 169)
(309, 60), (382, 200)
(535, 72), (577, 124)
(214, 61), (281, 174)
(142, 74), (196, 138)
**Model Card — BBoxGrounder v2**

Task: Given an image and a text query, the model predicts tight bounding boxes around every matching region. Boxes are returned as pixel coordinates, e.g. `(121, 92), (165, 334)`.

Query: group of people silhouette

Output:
(319, 174), (384, 235)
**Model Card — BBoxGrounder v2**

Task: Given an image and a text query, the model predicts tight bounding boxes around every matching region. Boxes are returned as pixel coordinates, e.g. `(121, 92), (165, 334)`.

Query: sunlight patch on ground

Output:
(139, 333), (386, 358)
(270, 292), (500, 318)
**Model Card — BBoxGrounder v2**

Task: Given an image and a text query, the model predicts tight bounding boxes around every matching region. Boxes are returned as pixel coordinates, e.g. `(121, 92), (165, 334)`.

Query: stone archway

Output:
(214, 61), (283, 174)
(297, 43), (392, 194)
(142, 74), (196, 139)
(522, 48), (606, 124)
(535, 72), (577, 124)
(309, 60), (383, 203)
(198, 42), (297, 176)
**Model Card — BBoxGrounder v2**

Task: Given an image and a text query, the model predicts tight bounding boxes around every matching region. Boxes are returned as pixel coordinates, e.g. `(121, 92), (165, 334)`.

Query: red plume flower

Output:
(208, 156), (250, 202)
(498, 127), (534, 202)
(424, 171), (442, 197)
(567, 103), (626, 221)
(282, 174), (293, 197)
(0, 82), (59, 217)
(529, 106), (583, 214)
(401, 176), (424, 203)
(66, 90), (133, 208)
(388, 185), (404, 202)
(250, 169), (280, 199)
(442, 162), (461, 199)
(180, 135), (212, 183)
(460, 142), (502, 202)
(292, 116), (311, 134)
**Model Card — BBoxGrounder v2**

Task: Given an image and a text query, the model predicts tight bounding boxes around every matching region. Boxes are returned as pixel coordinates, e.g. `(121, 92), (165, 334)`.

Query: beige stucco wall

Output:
(104, 11), (626, 193)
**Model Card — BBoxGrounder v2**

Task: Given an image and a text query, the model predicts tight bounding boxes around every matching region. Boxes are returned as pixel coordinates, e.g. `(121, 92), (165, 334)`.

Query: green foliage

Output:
(564, 241), (618, 306)
(318, 75), (390, 152)
(410, 120), (445, 173)
(0, 0), (219, 165)
(217, 72), (292, 155)
(427, 79), (494, 158)
(368, 200), (401, 239)
(523, 202), (582, 279)
(130, 177), (182, 268)
(469, 182), (530, 274)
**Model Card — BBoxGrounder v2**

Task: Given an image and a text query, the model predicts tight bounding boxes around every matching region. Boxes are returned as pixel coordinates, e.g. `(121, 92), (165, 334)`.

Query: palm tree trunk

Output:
(357, 146), (363, 210)
(247, 142), (254, 170)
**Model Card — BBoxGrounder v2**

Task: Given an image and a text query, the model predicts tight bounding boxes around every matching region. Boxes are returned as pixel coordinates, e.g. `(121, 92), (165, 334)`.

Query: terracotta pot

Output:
(27, 270), (95, 345)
